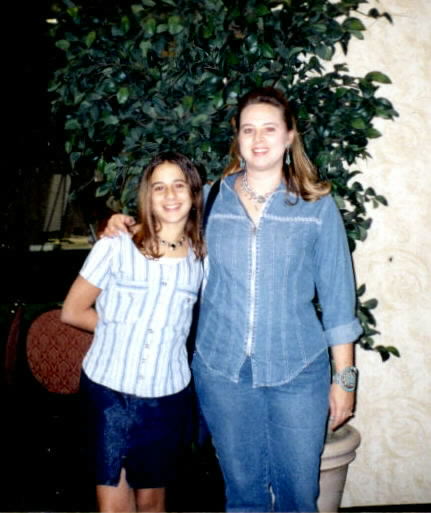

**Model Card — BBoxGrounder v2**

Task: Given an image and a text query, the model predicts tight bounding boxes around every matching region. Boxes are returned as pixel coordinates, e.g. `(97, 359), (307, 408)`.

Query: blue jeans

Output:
(192, 352), (330, 512)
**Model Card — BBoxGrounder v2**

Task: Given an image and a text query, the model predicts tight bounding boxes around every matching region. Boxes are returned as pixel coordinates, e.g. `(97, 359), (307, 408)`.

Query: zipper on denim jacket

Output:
(246, 225), (257, 355)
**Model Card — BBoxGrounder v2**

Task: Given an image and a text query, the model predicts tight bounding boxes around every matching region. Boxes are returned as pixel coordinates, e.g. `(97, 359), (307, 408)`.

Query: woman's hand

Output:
(329, 342), (356, 431)
(328, 384), (355, 431)
(101, 214), (136, 237)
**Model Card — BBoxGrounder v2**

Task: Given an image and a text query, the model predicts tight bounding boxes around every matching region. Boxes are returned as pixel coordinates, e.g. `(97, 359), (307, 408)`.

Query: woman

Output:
(62, 152), (204, 513)
(105, 88), (362, 512)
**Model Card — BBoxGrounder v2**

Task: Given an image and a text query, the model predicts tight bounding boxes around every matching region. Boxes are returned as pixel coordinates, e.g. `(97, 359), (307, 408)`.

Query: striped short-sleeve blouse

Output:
(80, 232), (203, 398)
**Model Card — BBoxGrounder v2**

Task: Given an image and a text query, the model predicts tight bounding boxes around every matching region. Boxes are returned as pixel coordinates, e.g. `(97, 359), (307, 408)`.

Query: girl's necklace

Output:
(157, 235), (186, 251)
(241, 173), (278, 208)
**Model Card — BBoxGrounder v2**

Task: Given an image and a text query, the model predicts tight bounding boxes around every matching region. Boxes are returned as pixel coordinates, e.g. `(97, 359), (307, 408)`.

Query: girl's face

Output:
(238, 103), (293, 174)
(150, 162), (192, 229)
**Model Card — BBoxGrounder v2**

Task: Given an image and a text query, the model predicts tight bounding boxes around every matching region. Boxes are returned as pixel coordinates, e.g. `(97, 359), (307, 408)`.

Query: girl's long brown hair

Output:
(224, 87), (331, 202)
(133, 152), (205, 259)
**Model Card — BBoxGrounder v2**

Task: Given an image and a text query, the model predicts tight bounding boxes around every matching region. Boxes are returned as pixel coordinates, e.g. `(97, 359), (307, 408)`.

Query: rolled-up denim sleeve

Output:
(314, 196), (363, 346)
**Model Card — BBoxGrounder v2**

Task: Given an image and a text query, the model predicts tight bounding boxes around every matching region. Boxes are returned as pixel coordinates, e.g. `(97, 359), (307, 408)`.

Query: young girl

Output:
(61, 152), (205, 513)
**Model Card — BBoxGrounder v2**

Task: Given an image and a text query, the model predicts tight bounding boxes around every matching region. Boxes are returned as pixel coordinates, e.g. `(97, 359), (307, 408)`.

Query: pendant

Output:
(158, 235), (186, 251)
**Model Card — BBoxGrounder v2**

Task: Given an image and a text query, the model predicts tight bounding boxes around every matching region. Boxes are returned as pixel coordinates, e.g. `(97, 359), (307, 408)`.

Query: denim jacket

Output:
(195, 173), (362, 387)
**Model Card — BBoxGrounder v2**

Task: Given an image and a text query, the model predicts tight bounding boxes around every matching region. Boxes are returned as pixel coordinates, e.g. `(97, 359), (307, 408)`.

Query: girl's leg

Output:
(267, 352), (331, 512)
(135, 487), (165, 512)
(193, 356), (271, 513)
(96, 468), (136, 513)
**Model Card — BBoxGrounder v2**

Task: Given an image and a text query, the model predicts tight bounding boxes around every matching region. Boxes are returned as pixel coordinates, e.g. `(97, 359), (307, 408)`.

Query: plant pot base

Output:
(318, 425), (361, 512)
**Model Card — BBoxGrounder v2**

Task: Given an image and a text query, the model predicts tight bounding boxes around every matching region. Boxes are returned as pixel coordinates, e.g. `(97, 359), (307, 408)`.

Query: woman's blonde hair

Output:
(133, 151), (205, 259)
(224, 87), (331, 202)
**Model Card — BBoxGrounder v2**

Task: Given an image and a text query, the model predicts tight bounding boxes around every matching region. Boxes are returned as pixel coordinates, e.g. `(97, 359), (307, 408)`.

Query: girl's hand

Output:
(102, 214), (136, 237)
(328, 384), (355, 431)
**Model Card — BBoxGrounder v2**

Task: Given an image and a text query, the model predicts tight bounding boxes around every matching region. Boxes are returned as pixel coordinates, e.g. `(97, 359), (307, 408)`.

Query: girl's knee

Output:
(135, 488), (165, 513)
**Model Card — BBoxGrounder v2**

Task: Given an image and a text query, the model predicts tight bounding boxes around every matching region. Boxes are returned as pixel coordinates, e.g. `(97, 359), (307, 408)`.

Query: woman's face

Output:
(237, 103), (293, 174)
(149, 162), (192, 229)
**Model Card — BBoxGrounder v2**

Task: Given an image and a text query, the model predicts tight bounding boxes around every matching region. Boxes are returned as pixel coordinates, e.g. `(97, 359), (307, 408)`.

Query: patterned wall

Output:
(339, 0), (431, 507)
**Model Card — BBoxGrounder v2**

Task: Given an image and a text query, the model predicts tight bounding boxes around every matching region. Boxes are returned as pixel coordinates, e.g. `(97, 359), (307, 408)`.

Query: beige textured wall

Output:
(337, 0), (431, 507)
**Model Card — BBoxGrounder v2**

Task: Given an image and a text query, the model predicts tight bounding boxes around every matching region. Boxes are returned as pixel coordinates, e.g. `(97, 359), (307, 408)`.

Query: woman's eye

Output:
(153, 185), (164, 192)
(265, 127), (276, 132)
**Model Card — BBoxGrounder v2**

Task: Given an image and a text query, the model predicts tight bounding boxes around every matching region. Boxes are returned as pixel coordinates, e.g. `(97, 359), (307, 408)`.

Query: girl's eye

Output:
(153, 185), (164, 192)
(265, 126), (276, 132)
(243, 128), (253, 134)
(175, 182), (186, 189)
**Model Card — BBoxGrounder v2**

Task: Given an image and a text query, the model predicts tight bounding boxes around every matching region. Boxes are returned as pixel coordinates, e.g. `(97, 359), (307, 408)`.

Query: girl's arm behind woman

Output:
(61, 275), (101, 332)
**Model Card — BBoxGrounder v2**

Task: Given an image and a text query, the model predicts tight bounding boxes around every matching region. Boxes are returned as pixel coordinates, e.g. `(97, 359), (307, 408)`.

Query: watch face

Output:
(341, 367), (357, 390)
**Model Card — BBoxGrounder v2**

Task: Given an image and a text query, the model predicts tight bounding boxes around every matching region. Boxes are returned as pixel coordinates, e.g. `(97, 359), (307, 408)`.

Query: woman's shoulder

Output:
(305, 192), (338, 213)
(288, 191), (333, 211)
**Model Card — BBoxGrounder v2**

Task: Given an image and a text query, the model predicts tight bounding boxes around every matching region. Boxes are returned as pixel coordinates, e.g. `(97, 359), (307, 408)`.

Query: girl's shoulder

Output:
(88, 231), (133, 259)
(93, 230), (128, 247)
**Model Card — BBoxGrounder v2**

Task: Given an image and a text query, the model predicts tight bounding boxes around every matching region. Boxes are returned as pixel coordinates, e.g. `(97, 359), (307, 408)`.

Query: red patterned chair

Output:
(26, 308), (92, 394)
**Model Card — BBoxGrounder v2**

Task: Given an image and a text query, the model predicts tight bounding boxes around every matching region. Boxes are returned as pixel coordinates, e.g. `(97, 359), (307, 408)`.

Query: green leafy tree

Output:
(49, 0), (399, 360)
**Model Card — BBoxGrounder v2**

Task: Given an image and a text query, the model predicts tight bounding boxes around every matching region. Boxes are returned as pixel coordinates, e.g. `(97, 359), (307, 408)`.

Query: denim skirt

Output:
(81, 371), (192, 489)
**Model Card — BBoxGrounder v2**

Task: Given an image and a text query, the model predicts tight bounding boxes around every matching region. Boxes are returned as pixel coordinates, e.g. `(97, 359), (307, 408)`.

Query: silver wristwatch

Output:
(333, 366), (358, 392)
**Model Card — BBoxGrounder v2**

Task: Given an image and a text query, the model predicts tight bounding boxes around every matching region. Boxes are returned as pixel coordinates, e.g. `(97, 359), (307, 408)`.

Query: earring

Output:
(239, 157), (245, 169)
(285, 148), (291, 166)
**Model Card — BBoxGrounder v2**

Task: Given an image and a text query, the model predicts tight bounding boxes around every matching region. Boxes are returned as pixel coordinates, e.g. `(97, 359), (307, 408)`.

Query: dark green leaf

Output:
(316, 45), (334, 61)
(96, 183), (113, 198)
(357, 284), (366, 296)
(343, 17), (366, 31)
(313, 23), (327, 33)
(139, 40), (151, 57)
(350, 30), (364, 40)
(366, 127), (382, 138)
(143, 17), (156, 36)
(131, 4), (144, 15)
(351, 118), (367, 130)
(363, 298), (378, 309)
(376, 195), (388, 206)
(65, 119), (81, 130)
(67, 7), (79, 18)
(168, 15), (184, 35)
(117, 87), (129, 104)
(255, 5), (271, 16)
(121, 16), (130, 33)
(85, 31), (96, 47)
(103, 115), (119, 126)
(368, 8), (380, 18)
(55, 39), (70, 50)
(365, 71), (392, 84)
(387, 346), (401, 357)
(260, 43), (275, 58)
